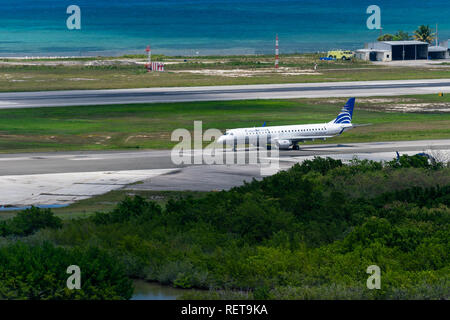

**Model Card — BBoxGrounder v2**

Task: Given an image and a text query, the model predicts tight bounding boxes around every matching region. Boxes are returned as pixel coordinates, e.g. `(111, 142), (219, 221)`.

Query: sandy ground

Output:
(322, 97), (450, 112)
(172, 67), (320, 77)
(380, 103), (450, 112)
(0, 57), (217, 67)
(373, 59), (450, 67)
(1, 57), (321, 78)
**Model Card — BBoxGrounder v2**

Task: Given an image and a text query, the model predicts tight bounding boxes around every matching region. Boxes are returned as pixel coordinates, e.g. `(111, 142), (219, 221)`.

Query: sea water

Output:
(0, 0), (448, 56)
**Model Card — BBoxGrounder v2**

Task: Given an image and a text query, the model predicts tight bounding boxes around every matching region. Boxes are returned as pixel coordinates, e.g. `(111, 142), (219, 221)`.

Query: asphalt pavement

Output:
(1, 139), (449, 206)
(1, 79), (450, 109)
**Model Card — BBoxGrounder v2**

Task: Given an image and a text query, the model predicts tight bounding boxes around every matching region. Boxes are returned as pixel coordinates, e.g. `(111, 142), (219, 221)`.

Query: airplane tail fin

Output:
(329, 98), (355, 124)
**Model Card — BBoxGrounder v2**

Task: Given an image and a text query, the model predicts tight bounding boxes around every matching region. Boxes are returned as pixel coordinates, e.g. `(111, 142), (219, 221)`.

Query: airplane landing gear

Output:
(292, 144), (300, 151)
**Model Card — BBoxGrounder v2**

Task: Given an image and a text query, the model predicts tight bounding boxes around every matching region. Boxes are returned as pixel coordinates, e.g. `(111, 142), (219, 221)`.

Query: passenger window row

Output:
(246, 128), (326, 134)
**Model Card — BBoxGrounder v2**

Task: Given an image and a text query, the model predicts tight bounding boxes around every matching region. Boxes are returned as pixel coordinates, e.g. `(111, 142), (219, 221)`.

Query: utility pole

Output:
(275, 34), (279, 69)
(145, 45), (151, 72)
(436, 23), (438, 46)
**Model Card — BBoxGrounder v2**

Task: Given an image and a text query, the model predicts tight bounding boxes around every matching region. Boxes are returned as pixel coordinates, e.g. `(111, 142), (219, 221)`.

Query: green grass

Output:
(0, 95), (449, 153)
(0, 53), (448, 92)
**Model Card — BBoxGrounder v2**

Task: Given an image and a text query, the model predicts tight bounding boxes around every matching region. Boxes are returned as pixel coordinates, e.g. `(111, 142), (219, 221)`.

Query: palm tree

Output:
(413, 25), (435, 44)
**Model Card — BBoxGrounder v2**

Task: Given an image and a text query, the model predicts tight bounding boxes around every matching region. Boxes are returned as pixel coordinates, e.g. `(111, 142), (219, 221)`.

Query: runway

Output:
(1, 79), (450, 109)
(1, 139), (449, 207)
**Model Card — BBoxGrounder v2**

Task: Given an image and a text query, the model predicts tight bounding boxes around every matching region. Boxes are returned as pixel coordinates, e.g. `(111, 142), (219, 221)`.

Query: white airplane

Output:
(217, 97), (356, 150)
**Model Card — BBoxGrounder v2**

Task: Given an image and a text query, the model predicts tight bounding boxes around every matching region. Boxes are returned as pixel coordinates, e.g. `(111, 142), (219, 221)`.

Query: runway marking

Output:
(69, 157), (104, 161)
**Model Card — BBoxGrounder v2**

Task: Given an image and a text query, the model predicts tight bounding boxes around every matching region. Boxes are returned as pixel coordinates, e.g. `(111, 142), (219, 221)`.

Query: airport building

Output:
(356, 40), (429, 62)
(356, 40), (450, 61)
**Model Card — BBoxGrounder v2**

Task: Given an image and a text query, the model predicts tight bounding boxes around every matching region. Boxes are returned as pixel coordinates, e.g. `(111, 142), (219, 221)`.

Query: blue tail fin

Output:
(331, 98), (355, 124)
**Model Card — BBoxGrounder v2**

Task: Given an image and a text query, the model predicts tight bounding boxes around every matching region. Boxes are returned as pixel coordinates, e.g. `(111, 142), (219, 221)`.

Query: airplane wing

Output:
(270, 136), (334, 148)
(287, 135), (335, 143)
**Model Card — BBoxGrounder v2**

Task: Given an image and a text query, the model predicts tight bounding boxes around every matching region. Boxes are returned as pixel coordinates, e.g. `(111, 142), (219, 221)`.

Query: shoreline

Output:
(0, 51), (328, 60)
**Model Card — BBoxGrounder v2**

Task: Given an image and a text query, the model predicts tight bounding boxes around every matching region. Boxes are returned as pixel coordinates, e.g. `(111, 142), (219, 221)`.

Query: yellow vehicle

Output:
(327, 50), (355, 60)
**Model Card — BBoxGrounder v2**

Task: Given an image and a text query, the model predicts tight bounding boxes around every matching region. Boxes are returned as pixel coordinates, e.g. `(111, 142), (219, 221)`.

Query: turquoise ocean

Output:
(0, 0), (449, 56)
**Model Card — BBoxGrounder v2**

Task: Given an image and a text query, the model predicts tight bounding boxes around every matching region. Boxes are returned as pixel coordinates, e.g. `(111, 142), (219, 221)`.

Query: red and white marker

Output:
(275, 34), (279, 69)
(151, 62), (165, 72)
(145, 45), (165, 72)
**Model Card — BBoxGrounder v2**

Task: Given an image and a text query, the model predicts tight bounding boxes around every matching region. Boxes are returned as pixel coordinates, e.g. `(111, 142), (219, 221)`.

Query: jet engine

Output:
(276, 140), (292, 150)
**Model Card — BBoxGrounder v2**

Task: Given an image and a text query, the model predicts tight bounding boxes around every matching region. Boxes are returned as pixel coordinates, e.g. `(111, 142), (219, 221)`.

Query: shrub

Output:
(92, 195), (162, 224)
(0, 242), (133, 300)
(0, 207), (62, 237)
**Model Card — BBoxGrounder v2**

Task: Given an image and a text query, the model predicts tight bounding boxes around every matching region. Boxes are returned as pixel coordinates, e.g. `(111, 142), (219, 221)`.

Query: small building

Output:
(355, 49), (391, 62)
(428, 45), (448, 59)
(443, 40), (450, 58)
(357, 40), (430, 61)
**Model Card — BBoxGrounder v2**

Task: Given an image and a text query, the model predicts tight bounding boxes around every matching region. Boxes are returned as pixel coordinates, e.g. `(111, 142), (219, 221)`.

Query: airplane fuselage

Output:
(218, 122), (353, 150)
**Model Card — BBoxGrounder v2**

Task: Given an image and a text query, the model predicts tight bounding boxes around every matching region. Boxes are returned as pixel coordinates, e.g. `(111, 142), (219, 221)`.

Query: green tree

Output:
(393, 30), (412, 41)
(377, 34), (394, 41)
(0, 207), (62, 237)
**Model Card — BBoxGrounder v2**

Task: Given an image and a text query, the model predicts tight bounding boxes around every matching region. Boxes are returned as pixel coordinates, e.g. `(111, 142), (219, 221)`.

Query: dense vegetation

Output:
(0, 207), (62, 237)
(0, 208), (132, 300)
(0, 156), (449, 299)
(0, 243), (133, 300)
